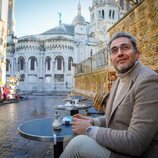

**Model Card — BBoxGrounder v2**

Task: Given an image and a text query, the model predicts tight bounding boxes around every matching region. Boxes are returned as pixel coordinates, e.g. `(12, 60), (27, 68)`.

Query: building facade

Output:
(0, 0), (8, 84)
(6, 0), (131, 93)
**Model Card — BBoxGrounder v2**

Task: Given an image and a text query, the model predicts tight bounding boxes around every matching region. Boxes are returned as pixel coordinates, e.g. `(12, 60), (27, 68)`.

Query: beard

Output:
(114, 61), (135, 73)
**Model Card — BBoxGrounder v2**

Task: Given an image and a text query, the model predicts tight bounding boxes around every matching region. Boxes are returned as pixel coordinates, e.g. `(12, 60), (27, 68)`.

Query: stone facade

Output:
(74, 0), (158, 97)
(0, 0), (8, 84)
(6, 2), (98, 93)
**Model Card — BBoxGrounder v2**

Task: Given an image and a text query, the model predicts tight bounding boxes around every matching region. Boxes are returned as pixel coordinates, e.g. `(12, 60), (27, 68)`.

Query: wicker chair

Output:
(87, 92), (109, 116)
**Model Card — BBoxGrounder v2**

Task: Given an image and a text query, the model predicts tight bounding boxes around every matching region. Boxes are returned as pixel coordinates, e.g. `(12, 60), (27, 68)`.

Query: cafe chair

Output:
(86, 92), (109, 116)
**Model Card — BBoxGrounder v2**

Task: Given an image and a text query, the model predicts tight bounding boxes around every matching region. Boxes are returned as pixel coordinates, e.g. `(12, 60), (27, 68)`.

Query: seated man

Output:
(59, 32), (158, 158)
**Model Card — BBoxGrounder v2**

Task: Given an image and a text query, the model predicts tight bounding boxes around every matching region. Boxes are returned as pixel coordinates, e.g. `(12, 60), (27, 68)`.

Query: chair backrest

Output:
(93, 92), (109, 112)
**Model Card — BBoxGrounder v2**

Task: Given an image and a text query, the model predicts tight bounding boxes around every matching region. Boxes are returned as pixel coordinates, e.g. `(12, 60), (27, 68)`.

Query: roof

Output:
(41, 24), (74, 35)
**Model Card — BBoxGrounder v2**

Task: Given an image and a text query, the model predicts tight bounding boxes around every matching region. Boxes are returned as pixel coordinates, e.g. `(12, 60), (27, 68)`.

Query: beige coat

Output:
(96, 62), (158, 158)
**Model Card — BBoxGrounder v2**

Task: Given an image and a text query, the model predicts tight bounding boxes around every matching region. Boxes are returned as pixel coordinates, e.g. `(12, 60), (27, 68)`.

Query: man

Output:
(60, 32), (158, 158)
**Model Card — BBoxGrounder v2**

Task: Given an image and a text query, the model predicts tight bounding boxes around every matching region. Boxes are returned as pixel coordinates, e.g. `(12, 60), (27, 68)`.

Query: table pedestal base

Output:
(70, 110), (79, 116)
(54, 141), (63, 158)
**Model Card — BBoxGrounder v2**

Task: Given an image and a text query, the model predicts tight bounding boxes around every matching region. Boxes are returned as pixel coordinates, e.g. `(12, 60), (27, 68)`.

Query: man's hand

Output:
(72, 114), (93, 134)
(72, 114), (93, 121)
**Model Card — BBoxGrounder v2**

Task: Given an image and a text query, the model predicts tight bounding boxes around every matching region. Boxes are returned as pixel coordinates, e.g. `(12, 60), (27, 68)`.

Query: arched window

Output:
(98, 10), (102, 18)
(102, 10), (104, 19)
(68, 57), (73, 71)
(112, 10), (115, 19)
(57, 57), (62, 70)
(18, 57), (25, 71)
(55, 56), (64, 70)
(55, 56), (64, 71)
(46, 57), (51, 71)
(31, 58), (36, 70)
(6, 59), (10, 72)
(109, 10), (111, 19)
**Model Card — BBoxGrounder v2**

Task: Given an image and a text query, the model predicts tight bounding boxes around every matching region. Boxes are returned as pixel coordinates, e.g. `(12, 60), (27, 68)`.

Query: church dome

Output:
(72, 1), (86, 26)
(41, 24), (74, 35)
(72, 15), (86, 25)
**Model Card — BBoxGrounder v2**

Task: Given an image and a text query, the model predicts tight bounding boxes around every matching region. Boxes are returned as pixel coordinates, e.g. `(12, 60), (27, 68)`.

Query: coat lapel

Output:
(106, 79), (119, 125)
(112, 79), (134, 113)
(107, 79), (134, 126)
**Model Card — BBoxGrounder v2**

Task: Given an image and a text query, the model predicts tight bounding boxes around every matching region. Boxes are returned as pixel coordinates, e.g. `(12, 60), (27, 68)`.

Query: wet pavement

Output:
(0, 95), (87, 158)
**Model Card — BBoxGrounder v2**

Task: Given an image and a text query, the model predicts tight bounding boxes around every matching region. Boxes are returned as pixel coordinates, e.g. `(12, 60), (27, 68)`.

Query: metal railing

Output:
(76, 48), (108, 74)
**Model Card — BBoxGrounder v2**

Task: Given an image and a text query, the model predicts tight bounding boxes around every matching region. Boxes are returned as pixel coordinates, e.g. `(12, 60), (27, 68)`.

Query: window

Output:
(112, 10), (115, 19)
(20, 74), (25, 81)
(54, 74), (64, 82)
(109, 10), (115, 19)
(31, 58), (36, 70)
(18, 57), (25, 71)
(6, 60), (10, 72)
(46, 57), (51, 71)
(109, 10), (111, 19)
(57, 57), (62, 70)
(55, 56), (64, 71)
(98, 10), (102, 18)
(68, 57), (73, 71)
(102, 10), (104, 19)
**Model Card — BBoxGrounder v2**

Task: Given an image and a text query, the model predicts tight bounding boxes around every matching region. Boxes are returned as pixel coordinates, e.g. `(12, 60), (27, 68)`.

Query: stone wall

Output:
(73, 68), (109, 98)
(74, 0), (158, 97)
(73, 65), (115, 98)
(108, 0), (158, 70)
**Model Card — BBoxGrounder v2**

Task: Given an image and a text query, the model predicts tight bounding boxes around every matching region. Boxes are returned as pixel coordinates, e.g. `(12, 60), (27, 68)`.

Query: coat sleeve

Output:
(95, 74), (158, 156)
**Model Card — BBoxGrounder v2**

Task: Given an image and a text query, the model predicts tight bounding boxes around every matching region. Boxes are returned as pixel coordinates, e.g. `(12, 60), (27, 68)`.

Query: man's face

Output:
(110, 37), (140, 73)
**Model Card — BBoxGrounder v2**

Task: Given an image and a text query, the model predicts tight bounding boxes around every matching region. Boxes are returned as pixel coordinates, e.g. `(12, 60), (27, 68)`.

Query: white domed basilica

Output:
(6, 0), (131, 93)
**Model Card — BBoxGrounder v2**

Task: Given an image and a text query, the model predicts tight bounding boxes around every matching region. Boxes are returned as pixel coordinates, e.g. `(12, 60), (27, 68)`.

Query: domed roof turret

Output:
(72, 15), (86, 25)
(72, 1), (86, 25)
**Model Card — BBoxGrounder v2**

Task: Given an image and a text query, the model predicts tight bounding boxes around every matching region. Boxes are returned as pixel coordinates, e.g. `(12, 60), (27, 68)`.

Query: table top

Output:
(63, 96), (87, 102)
(55, 103), (92, 111)
(18, 118), (74, 142)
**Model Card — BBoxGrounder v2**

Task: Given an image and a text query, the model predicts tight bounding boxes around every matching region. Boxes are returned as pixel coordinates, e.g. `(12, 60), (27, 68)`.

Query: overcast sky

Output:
(14, 0), (92, 37)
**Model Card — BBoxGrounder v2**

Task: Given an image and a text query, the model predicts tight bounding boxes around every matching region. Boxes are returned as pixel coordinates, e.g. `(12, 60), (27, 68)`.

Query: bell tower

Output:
(89, 0), (120, 43)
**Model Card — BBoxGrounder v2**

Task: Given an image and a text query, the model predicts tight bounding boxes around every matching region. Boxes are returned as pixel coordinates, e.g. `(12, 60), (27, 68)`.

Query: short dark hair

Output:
(108, 32), (138, 52)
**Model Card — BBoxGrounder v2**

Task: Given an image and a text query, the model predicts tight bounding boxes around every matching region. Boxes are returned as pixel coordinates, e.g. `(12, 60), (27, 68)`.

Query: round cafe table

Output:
(55, 103), (92, 116)
(18, 117), (74, 158)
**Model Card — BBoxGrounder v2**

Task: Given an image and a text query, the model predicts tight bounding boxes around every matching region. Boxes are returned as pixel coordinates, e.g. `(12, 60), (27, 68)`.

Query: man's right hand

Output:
(72, 114), (94, 125)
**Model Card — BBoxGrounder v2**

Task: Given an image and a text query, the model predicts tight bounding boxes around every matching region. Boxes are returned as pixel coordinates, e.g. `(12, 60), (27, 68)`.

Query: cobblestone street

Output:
(0, 95), (77, 158)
